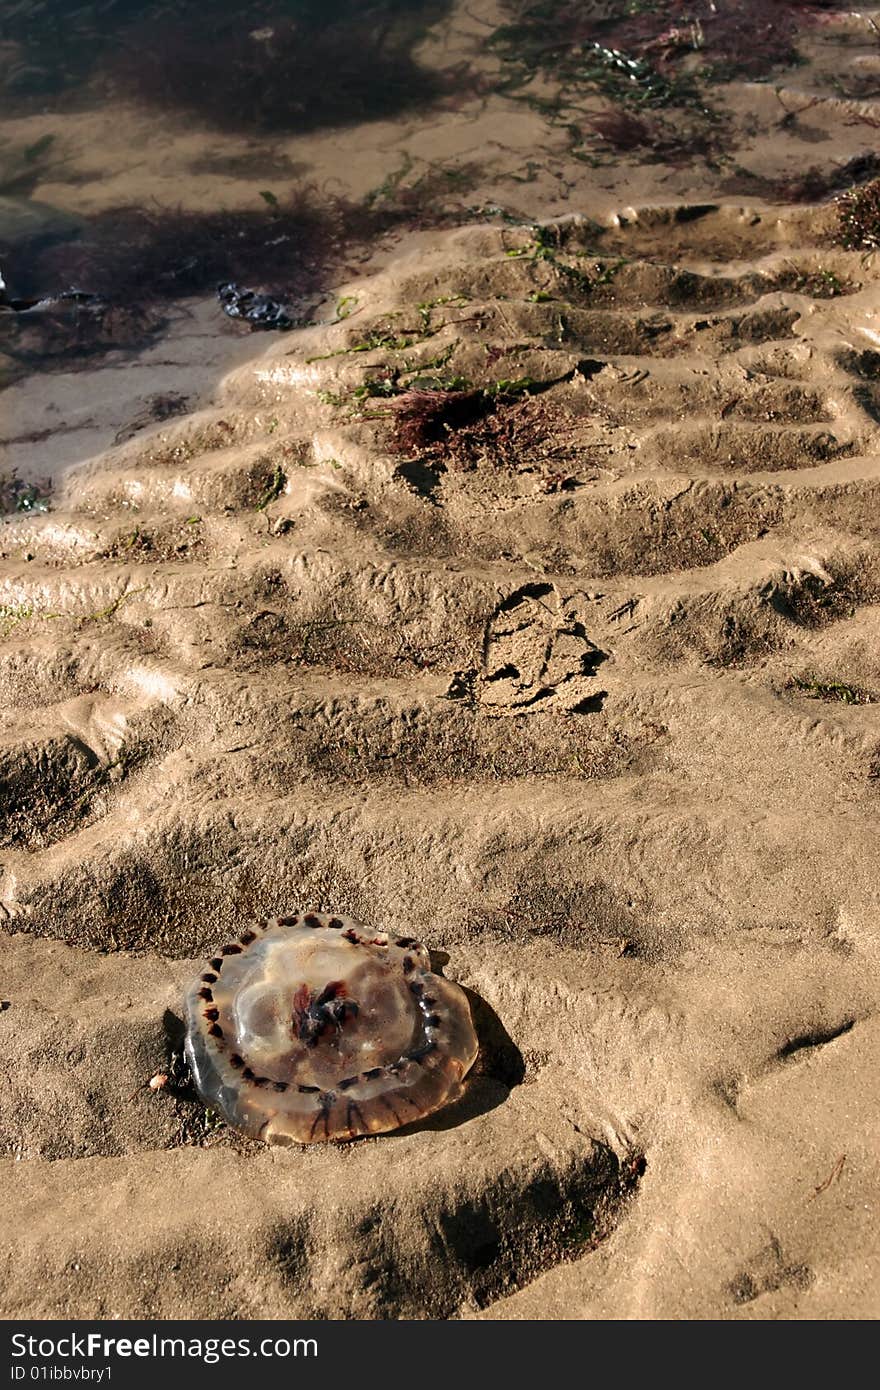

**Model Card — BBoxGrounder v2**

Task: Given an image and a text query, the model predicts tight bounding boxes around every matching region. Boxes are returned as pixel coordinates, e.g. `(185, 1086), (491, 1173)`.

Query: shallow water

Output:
(0, 1), (471, 492)
(3, 0), (878, 498)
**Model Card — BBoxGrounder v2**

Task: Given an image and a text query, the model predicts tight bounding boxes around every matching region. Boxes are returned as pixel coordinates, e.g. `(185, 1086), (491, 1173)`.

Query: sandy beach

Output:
(1, 1), (879, 1320)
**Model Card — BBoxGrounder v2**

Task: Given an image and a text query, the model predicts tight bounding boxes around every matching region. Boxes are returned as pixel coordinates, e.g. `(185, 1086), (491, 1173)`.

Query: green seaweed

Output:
(80, 586), (149, 625)
(365, 154), (416, 208)
(485, 377), (539, 398)
(256, 464), (287, 511)
(23, 132), (55, 163)
(504, 227), (623, 294)
(787, 676), (874, 706)
(0, 604), (36, 640)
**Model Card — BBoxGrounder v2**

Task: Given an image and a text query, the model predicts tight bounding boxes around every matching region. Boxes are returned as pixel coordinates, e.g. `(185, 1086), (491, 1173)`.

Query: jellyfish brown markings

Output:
(291, 979), (359, 1046)
(310, 1090), (337, 1141)
(193, 915), (453, 1128)
(345, 1097), (368, 1136)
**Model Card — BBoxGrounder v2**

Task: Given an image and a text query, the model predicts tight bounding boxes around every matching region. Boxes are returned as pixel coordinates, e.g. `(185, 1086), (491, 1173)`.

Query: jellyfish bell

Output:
(184, 912), (478, 1143)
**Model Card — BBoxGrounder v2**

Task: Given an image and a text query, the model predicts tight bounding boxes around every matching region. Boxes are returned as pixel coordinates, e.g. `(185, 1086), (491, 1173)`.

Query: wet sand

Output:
(1, 1), (879, 1319)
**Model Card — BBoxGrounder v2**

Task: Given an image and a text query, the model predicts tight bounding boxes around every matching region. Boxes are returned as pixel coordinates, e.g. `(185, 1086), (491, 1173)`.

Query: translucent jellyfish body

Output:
(184, 912), (478, 1143)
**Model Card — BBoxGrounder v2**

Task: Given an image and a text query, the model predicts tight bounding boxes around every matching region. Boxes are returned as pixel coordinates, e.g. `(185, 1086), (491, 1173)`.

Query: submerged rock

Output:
(217, 281), (298, 331)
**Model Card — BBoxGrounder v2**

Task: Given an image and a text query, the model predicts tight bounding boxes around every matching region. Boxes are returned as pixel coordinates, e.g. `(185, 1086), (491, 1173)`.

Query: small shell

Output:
(184, 912), (478, 1143)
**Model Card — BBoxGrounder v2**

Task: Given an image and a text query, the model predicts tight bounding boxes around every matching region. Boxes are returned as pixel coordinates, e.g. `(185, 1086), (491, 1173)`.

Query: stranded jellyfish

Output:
(184, 912), (478, 1143)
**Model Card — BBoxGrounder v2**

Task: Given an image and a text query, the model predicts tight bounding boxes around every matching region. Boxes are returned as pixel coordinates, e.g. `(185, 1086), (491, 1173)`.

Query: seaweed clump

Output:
(487, 1), (826, 171)
(20, 191), (348, 306)
(109, 2), (456, 134)
(387, 384), (581, 485)
(493, 0), (821, 96)
(585, 108), (720, 165)
(1, 0), (457, 133)
(785, 675), (875, 705)
(0, 470), (51, 516)
(837, 177), (880, 253)
(390, 387), (495, 459)
(721, 152), (880, 207)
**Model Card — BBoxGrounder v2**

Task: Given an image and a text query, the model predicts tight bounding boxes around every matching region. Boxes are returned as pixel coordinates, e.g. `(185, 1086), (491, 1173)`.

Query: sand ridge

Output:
(2, 0), (880, 1321)
(1, 197), (879, 1318)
